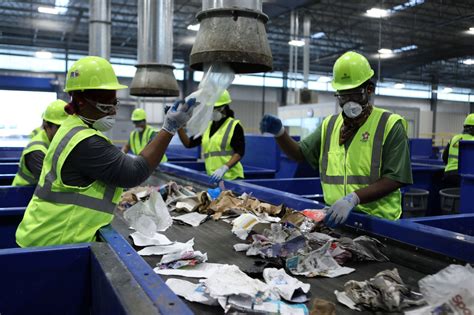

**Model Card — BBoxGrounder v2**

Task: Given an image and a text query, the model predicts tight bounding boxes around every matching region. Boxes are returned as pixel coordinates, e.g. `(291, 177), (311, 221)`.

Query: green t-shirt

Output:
(299, 120), (413, 185)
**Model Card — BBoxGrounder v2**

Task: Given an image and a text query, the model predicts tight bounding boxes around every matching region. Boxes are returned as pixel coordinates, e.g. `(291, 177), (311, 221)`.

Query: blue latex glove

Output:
(260, 114), (284, 137)
(210, 165), (229, 183)
(162, 98), (197, 134)
(324, 192), (360, 228)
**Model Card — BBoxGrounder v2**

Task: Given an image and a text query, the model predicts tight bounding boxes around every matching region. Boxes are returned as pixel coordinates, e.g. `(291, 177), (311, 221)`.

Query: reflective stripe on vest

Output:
(445, 133), (474, 172)
(17, 141), (48, 184)
(13, 130), (49, 186)
(203, 120), (236, 158)
(321, 112), (391, 186)
(34, 126), (117, 214)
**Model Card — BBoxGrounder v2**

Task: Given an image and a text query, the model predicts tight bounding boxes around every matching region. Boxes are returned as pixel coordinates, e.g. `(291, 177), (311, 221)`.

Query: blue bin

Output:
(0, 163), (19, 174)
(0, 242), (160, 314)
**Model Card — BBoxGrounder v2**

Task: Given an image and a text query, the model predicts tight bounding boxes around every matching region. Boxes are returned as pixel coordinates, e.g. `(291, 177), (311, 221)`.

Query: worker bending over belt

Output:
(260, 51), (413, 227)
(16, 56), (195, 247)
(122, 108), (168, 163)
(177, 90), (245, 183)
(442, 113), (474, 187)
(13, 100), (68, 186)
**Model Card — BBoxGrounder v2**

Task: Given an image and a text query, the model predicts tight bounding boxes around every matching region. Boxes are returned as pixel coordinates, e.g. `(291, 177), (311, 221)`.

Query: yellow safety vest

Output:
(12, 130), (50, 186)
(29, 126), (43, 139)
(129, 125), (167, 162)
(319, 107), (406, 220)
(445, 133), (474, 172)
(202, 117), (244, 180)
(16, 115), (123, 247)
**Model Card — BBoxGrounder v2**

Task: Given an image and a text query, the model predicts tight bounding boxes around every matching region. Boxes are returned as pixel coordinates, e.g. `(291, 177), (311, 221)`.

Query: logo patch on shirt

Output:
(361, 131), (370, 142)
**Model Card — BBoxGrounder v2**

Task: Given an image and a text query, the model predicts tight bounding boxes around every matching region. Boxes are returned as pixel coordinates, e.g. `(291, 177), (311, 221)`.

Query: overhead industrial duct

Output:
(190, 0), (273, 74)
(89, 0), (111, 58)
(130, 0), (180, 97)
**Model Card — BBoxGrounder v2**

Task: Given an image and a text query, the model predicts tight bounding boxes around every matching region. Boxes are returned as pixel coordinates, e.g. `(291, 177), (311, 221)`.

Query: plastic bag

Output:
(185, 63), (235, 137)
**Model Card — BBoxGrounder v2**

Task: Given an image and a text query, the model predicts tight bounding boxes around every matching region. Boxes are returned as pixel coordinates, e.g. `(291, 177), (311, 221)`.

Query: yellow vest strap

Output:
(17, 167), (37, 184)
(448, 155), (458, 159)
(203, 150), (235, 158)
(321, 111), (392, 185)
(25, 141), (48, 150)
(204, 119), (237, 157)
(34, 125), (117, 214)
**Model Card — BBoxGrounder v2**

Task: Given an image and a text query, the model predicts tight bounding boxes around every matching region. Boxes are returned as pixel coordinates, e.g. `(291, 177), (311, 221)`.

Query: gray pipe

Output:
(89, 0), (111, 58)
(303, 15), (310, 88)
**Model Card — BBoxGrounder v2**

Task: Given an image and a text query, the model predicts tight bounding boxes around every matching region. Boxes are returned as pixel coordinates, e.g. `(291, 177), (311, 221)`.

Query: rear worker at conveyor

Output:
(442, 113), (474, 187)
(12, 100), (68, 186)
(121, 108), (168, 163)
(260, 51), (413, 227)
(15, 56), (195, 247)
(177, 90), (245, 183)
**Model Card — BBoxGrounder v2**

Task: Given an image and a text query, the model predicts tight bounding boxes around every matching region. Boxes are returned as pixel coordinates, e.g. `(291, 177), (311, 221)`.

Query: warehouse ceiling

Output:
(0, 0), (473, 89)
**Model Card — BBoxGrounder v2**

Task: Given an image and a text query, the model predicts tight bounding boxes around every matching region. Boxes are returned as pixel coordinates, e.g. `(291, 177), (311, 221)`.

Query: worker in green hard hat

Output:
(122, 108), (168, 163)
(12, 100), (68, 186)
(16, 56), (195, 247)
(442, 113), (474, 187)
(177, 90), (245, 183)
(260, 51), (413, 227)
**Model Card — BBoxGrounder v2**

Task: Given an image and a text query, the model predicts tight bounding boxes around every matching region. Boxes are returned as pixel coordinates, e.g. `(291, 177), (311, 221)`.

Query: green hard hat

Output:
(131, 108), (146, 121)
(43, 100), (68, 125)
(331, 51), (375, 91)
(465, 113), (474, 126)
(214, 90), (232, 107)
(64, 56), (128, 92)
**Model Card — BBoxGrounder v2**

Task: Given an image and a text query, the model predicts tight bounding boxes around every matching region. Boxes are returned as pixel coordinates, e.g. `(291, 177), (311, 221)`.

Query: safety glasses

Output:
(335, 88), (367, 106)
(85, 97), (120, 114)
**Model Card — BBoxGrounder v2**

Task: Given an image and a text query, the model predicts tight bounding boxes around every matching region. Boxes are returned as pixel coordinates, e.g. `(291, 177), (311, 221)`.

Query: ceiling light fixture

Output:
(38, 6), (59, 14)
(187, 24), (200, 31)
(288, 39), (305, 47)
(391, 0), (425, 12)
(317, 76), (332, 83)
(462, 59), (474, 65)
(378, 48), (393, 54)
(442, 87), (453, 93)
(393, 44), (418, 53)
(311, 32), (326, 39)
(394, 83), (405, 89)
(366, 8), (389, 18)
(35, 51), (53, 59)
(468, 27), (474, 35)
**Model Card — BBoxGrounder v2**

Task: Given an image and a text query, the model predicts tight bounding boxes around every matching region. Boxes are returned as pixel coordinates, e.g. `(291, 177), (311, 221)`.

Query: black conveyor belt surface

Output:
(111, 172), (450, 315)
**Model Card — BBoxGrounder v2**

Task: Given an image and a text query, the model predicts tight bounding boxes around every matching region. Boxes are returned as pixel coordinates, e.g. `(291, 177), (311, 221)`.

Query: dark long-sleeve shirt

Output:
(24, 151), (45, 180)
(61, 135), (152, 188)
(186, 118), (245, 157)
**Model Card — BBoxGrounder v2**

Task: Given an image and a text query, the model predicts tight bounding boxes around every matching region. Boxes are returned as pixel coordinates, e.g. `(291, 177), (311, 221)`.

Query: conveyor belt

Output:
(112, 172), (450, 315)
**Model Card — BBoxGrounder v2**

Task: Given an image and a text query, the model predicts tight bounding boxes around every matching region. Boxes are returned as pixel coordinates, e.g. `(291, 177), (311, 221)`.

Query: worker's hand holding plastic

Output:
(210, 165), (229, 183)
(162, 98), (197, 135)
(260, 114), (285, 137)
(324, 192), (360, 228)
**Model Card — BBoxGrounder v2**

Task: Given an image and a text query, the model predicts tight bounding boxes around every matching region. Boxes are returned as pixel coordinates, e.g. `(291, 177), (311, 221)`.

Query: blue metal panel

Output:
(0, 75), (55, 91)
(99, 226), (193, 315)
(0, 186), (34, 207)
(166, 143), (200, 160)
(409, 164), (444, 214)
(411, 158), (445, 166)
(409, 213), (474, 236)
(0, 243), (92, 314)
(460, 177), (474, 214)
(0, 174), (15, 185)
(243, 178), (322, 196)
(459, 140), (474, 176)
(159, 163), (474, 262)
(0, 207), (25, 248)
(166, 161), (275, 179)
(0, 147), (23, 158)
(241, 135), (280, 171)
(276, 154), (319, 178)
(409, 138), (433, 158)
(0, 163), (19, 174)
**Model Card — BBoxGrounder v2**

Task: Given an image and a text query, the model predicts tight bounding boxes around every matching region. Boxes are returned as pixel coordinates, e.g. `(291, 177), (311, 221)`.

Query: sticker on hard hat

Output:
(341, 73), (350, 80)
(70, 71), (80, 78)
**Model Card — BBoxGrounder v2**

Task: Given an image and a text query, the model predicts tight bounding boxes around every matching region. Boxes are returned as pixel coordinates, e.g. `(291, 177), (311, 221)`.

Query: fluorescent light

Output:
(468, 27), (474, 35)
(317, 76), (331, 83)
(462, 59), (474, 65)
(366, 8), (389, 18)
(442, 87), (453, 93)
(288, 39), (305, 47)
(187, 24), (200, 31)
(38, 6), (59, 14)
(311, 32), (326, 39)
(394, 83), (405, 89)
(393, 44), (418, 53)
(391, 0), (425, 12)
(35, 51), (53, 59)
(378, 48), (393, 54)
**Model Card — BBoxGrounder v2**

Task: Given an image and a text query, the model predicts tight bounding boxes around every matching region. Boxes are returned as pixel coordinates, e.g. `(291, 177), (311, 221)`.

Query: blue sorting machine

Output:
(459, 140), (474, 214)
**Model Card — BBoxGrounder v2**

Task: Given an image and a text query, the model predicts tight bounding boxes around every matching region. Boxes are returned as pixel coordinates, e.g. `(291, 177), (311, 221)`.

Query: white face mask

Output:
(79, 115), (116, 131)
(135, 127), (144, 133)
(212, 111), (223, 122)
(343, 101), (363, 119)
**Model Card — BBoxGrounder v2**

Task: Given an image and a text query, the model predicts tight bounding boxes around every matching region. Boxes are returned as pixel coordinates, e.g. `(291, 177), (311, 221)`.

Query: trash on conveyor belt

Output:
(137, 239), (194, 256)
(157, 250), (208, 269)
(335, 268), (425, 312)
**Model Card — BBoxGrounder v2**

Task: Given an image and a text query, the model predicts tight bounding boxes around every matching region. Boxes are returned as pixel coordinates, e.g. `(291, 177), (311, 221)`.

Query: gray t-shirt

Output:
(61, 135), (152, 188)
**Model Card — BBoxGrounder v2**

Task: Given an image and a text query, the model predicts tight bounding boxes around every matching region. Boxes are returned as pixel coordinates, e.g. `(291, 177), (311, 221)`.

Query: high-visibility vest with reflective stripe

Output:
(12, 130), (49, 186)
(16, 115), (123, 247)
(202, 117), (244, 180)
(29, 126), (42, 139)
(129, 125), (167, 162)
(445, 133), (474, 172)
(319, 107), (405, 220)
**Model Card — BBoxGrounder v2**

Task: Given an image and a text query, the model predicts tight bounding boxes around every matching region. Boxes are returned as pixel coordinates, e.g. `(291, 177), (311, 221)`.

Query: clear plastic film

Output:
(185, 63), (235, 137)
